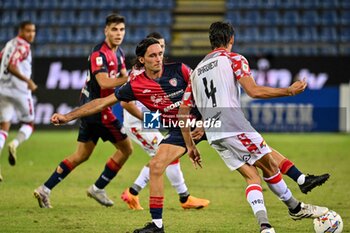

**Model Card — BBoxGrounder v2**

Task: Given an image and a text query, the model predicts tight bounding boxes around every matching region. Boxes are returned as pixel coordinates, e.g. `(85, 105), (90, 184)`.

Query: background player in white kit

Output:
(180, 21), (328, 233)
(120, 32), (209, 210)
(0, 21), (37, 181)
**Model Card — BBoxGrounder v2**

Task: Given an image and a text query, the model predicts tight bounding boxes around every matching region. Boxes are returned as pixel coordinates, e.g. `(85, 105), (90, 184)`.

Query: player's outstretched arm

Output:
(50, 93), (118, 125)
(239, 75), (307, 99)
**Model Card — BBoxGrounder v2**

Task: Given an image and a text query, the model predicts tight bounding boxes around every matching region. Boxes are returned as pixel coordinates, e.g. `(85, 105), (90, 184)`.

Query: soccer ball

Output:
(313, 210), (343, 233)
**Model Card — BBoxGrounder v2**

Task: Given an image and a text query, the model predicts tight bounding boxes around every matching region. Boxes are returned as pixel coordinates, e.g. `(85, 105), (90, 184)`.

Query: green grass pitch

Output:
(0, 130), (349, 232)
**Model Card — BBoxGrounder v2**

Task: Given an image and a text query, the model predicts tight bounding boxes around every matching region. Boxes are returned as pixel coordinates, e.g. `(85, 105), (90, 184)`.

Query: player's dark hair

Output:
(18, 21), (34, 30)
(209, 21), (235, 50)
(146, 32), (163, 40)
(105, 14), (125, 26)
(133, 38), (160, 68)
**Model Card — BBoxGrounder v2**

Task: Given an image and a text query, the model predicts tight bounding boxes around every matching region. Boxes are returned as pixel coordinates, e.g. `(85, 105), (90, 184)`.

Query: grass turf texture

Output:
(0, 130), (349, 232)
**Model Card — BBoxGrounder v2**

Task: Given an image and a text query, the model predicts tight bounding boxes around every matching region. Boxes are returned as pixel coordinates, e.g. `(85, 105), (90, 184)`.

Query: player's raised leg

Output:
(272, 149), (330, 194)
(256, 153), (329, 220)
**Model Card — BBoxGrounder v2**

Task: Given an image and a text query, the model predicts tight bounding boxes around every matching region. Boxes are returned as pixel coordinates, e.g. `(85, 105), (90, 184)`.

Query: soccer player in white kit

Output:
(180, 21), (329, 233)
(0, 21), (37, 181)
(120, 32), (210, 210)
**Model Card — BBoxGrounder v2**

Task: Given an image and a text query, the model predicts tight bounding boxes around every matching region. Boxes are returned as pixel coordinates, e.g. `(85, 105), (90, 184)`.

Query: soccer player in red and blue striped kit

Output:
(34, 14), (130, 208)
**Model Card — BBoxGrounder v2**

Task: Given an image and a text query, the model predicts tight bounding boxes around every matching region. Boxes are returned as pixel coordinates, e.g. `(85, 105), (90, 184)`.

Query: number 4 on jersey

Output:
(202, 77), (217, 107)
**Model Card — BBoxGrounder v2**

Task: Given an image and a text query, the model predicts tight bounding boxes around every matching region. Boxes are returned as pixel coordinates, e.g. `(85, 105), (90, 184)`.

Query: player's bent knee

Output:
(149, 159), (166, 176)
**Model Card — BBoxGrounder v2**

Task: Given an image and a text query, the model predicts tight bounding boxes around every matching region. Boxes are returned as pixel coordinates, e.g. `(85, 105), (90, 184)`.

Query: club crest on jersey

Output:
(169, 78), (177, 87)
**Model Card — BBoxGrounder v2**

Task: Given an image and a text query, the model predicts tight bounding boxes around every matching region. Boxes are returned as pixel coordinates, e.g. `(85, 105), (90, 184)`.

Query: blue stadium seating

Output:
(261, 27), (278, 42)
(319, 27), (338, 42)
(262, 11), (279, 25)
(301, 11), (319, 26)
(282, 11), (299, 26)
(340, 27), (350, 42)
(1, 0), (348, 57)
(320, 11), (338, 25)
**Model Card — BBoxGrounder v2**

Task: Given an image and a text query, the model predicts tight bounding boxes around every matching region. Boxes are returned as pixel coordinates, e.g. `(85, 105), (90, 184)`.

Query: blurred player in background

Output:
(180, 21), (328, 233)
(34, 14), (131, 208)
(0, 21), (37, 181)
(120, 32), (210, 210)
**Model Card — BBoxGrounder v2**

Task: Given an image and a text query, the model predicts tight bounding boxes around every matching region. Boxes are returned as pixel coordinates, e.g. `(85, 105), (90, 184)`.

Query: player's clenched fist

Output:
(51, 113), (68, 125)
(288, 78), (307, 96)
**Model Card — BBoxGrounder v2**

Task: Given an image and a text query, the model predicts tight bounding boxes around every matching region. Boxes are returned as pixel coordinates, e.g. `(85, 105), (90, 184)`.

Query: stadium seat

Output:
(319, 0), (339, 8)
(320, 10), (338, 25)
(38, 10), (56, 26)
(261, 27), (279, 42)
(278, 0), (300, 9)
(300, 0), (319, 9)
(282, 11), (299, 26)
(226, 11), (241, 25)
(1, 11), (18, 26)
(0, 28), (16, 43)
(301, 10), (319, 26)
(259, 0), (277, 9)
(75, 27), (94, 43)
(319, 27), (338, 42)
(55, 27), (74, 43)
(280, 27), (298, 42)
(58, 0), (79, 9)
(339, 0), (350, 9)
(57, 11), (76, 26)
(226, 0), (239, 9)
(319, 45), (338, 55)
(77, 11), (95, 26)
(20, 10), (37, 23)
(241, 11), (261, 25)
(300, 27), (318, 42)
(2, 0), (21, 9)
(340, 10), (350, 25)
(242, 27), (259, 42)
(262, 11), (279, 25)
(340, 27), (350, 42)
(35, 27), (54, 44)
(40, 0), (59, 10)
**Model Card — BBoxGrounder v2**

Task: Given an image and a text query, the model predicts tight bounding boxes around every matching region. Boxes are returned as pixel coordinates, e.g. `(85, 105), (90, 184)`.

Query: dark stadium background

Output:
(1, 0), (349, 132)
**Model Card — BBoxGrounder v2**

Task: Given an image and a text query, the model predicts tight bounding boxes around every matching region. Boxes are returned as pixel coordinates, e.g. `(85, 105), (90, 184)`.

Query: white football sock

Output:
(152, 219), (163, 228)
(264, 172), (292, 201)
(134, 166), (150, 189)
(165, 162), (188, 194)
(297, 174), (306, 185)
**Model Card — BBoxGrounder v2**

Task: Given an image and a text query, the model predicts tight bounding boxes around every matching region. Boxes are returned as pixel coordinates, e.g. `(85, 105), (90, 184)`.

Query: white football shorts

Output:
(0, 92), (34, 122)
(124, 127), (163, 157)
(210, 132), (272, 171)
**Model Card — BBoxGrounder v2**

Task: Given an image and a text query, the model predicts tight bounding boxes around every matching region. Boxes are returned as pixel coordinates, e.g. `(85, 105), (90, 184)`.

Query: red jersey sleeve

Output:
(180, 63), (192, 83)
(182, 79), (194, 107)
(90, 51), (108, 75)
(9, 44), (29, 66)
(229, 54), (251, 80)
